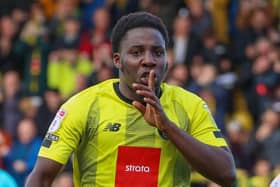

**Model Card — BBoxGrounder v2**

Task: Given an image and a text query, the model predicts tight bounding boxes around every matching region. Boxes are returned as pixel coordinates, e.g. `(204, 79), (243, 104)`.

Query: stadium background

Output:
(0, 0), (279, 186)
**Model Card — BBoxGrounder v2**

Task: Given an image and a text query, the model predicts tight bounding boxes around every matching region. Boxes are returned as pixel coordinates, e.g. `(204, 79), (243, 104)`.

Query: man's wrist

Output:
(159, 120), (174, 133)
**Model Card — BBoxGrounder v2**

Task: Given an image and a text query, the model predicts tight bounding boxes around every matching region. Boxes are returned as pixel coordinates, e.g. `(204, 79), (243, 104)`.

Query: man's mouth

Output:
(139, 72), (156, 85)
(140, 77), (149, 85)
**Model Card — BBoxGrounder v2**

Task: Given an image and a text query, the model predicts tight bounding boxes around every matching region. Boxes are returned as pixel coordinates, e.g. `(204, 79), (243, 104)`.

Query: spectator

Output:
(79, 7), (111, 57)
(0, 130), (12, 168)
(18, 96), (41, 121)
(79, 0), (105, 31)
(188, 64), (229, 133)
(14, 3), (50, 96)
(165, 64), (189, 88)
(216, 55), (238, 115)
(139, 0), (182, 33)
(247, 108), (280, 169)
(35, 88), (62, 139)
(83, 41), (114, 87)
(251, 55), (278, 119)
(226, 119), (252, 171)
(53, 16), (81, 50)
(216, 55), (238, 91)
(3, 118), (41, 187)
(0, 70), (22, 138)
(186, 0), (213, 38)
(0, 15), (20, 74)
(234, 7), (272, 62)
(249, 159), (272, 187)
(188, 55), (204, 83)
(10, 8), (28, 35)
(47, 49), (92, 99)
(87, 62), (115, 86)
(48, 0), (79, 42)
(255, 37), (273, 57)
(91, 42), (113, 71)
(200, 30), (227, 64)
(169, 8), (202, 65)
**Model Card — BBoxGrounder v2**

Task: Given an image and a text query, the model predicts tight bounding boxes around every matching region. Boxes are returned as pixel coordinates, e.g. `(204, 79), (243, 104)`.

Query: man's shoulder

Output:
(162, 83), (202, 103)
(63, 79), (119, 107)
(72, 79), (118, 98)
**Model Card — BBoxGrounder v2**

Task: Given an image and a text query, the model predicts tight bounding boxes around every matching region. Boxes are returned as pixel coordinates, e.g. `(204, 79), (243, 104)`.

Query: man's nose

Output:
(142, 51), (156, 67)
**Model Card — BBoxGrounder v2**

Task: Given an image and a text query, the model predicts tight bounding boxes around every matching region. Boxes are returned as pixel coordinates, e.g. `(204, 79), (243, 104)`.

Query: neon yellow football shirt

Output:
(39, 79), (228, 187)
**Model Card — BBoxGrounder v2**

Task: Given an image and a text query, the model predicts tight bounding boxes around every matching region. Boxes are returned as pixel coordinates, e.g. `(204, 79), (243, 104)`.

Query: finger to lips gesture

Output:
(132, 70), (168, 130)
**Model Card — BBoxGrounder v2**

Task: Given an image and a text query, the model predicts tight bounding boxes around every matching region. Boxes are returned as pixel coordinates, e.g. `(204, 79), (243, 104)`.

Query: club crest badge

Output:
(48, 109), (67, 133)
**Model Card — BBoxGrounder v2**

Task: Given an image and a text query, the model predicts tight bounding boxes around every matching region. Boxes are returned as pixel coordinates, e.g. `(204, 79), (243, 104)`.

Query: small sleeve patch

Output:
(42, 133), (60, 148)
(48, 109), (67, 133)
(42, 138), (52, 148)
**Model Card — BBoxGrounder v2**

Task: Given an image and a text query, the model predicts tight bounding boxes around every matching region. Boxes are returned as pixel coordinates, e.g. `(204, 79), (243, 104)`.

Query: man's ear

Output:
(113, 53), (121, 69)
(164, 62), (169, 72)
(162, 62), (169, 81)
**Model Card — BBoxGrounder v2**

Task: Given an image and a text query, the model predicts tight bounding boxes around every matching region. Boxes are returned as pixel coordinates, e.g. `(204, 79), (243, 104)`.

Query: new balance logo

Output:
(103, 122), (121, 132)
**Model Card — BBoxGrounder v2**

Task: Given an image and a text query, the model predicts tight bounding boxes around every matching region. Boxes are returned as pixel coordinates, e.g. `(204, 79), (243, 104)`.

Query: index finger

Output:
(148, 70), (155, 91)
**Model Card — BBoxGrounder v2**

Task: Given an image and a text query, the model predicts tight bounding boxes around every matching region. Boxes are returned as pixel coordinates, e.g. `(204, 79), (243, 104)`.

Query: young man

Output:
(26, 12), (236, 187)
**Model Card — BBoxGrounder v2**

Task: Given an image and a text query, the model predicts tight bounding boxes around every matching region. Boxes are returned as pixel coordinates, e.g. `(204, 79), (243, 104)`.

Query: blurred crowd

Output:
(0, 0), (279, 186)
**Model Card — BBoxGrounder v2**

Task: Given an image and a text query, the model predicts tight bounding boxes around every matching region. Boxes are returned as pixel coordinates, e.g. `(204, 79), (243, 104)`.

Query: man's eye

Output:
(154, 50), (164, 57)
(131, 50), (142, 57)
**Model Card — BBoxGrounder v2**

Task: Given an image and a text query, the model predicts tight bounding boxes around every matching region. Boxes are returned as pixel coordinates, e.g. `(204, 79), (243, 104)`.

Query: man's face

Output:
(113, 27), (167, 89)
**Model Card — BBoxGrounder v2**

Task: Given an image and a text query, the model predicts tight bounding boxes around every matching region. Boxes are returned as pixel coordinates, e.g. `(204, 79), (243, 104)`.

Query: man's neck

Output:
(118, 81), (162, 103)
(119, 81), (143, 102)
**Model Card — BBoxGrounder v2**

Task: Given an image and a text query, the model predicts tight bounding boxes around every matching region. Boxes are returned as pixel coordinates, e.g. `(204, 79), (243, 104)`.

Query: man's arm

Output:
(132, 70), (236, 187)
(25, 157), (64, 187)
(162, 121), (236, 187)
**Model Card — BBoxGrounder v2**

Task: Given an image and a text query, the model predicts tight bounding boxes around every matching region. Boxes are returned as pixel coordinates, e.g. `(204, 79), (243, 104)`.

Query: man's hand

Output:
(132, 70), (170, 131)
(13, 160), (26, 173)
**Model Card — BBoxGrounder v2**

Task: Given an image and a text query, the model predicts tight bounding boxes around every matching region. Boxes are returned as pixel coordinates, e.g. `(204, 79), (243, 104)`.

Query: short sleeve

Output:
(38, 96), (87, 164)
(189, 100), (228, 147)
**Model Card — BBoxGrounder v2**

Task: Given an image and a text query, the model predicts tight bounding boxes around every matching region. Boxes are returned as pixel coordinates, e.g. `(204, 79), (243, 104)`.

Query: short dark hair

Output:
(111, 12), (169, 53)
